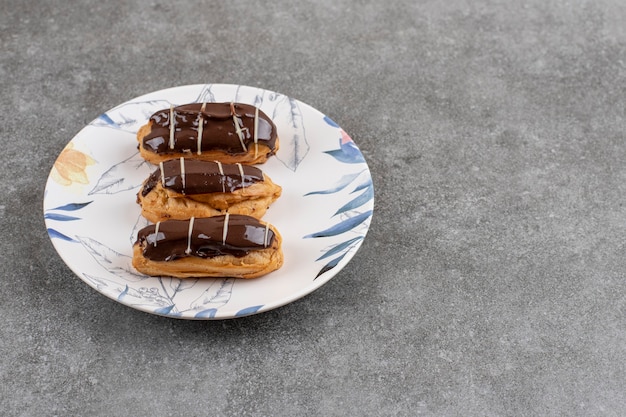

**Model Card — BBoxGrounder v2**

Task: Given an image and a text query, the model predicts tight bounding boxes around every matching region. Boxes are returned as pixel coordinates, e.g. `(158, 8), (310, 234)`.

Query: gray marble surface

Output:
(2, 0), (625, 415)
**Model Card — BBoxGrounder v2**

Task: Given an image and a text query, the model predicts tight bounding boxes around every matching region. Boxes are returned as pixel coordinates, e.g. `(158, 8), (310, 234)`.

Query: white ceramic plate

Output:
(43, 84), (374, 319)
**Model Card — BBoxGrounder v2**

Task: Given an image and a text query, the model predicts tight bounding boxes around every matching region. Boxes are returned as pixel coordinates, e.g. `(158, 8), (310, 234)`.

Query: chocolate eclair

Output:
(132, 215), (283, 279)
(137, 102), (279, 165)
(137, 158), (282, 223)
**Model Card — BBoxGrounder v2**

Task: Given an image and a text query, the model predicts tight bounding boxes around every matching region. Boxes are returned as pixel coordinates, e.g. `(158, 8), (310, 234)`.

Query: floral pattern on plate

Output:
(43, 84), (374, 319)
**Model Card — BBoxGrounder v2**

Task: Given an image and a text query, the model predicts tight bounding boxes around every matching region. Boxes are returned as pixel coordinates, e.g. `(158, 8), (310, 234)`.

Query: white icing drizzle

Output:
(159, 161), (165, 187)
(237, 162), (245, 188)
(196, 102), (206, 155)
(153, 222), (160, 247)
(169, 105), (175, 150)
(222, 213), (230, 244)
(180, 157), (186, 191)
(196, 104), (205, 155)
(215, 160), (225, 193)
(263, 223), (270, 248)
(253, 106), (259, 158)
(185, 216), (195, 255)
(230, 102), (248, 152)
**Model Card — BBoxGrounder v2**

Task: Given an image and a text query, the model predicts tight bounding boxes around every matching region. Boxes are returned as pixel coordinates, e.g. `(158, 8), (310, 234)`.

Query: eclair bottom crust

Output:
(131, 231), (283, 279)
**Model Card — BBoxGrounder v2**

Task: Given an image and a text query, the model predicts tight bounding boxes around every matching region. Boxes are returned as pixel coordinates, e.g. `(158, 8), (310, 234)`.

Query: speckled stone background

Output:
(2, 0), (625, 415)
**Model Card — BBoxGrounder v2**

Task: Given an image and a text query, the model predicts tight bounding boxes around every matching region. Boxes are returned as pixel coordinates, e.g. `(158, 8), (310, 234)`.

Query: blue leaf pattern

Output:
(315, 253), (349, 279)
(323, 116), (340, 128)
(324, 143), (366, 164)
(96, 113), (117, 128)
(304, 118), (374, 278)
(352, 177), (373, 193)
(49, 202), (93, 211)
(333, 186), (374, 216)
(47, 228), (77, 242)
(45, 201), (94, 241)
(195, 308), (218, 318)
(154, 305), (175, 315)
(304, 171), (365, 196)
(118, 285), (129, 301)
(315, 237), (363, 261)
(304, 210), (372, 238)
(236, 305), (264, 316)
(44, 213), (81, 222)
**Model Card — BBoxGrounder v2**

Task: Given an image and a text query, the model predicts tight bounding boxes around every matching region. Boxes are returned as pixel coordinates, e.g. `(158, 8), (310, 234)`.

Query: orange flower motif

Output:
(51, 143), (96, 186)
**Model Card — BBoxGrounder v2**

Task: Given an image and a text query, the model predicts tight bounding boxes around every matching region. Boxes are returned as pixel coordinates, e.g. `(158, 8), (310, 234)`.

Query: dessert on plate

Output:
(132, 214), (283, 279)
(137, 102), (279, 165)
(137, 158), (282, 222)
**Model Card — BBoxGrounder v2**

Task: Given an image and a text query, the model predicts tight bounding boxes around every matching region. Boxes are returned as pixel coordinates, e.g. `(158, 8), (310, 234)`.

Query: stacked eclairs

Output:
(131, 102), (284, 279)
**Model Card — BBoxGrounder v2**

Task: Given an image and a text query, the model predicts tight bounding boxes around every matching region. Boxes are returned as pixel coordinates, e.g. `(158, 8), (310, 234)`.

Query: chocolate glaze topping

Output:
(141, 102), (277, 156)
(135, 215), (275, 261)
(140, 159), (264, 197)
